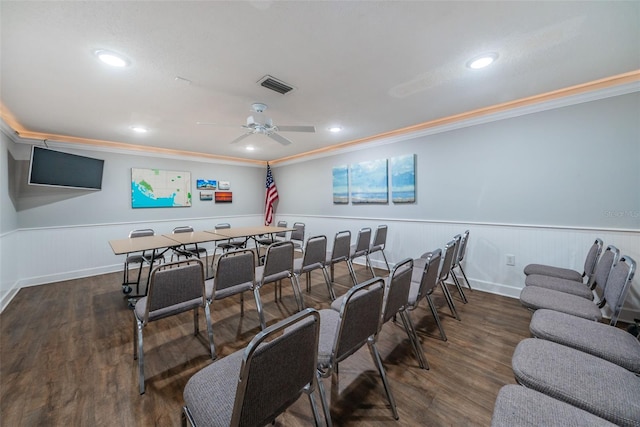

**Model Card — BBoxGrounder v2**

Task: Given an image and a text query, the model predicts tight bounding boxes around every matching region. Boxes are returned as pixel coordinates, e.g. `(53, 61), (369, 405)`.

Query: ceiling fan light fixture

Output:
(94, 49), (130, 67)
(466, 52), (498, 69)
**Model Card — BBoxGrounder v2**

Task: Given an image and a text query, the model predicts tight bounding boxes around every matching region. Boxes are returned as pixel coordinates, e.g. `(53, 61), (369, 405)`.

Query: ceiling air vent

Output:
(258, 75), (296, 95)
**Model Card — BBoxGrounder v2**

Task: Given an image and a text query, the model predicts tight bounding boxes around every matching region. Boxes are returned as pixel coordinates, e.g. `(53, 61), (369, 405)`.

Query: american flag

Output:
(264, 164), (279, 225)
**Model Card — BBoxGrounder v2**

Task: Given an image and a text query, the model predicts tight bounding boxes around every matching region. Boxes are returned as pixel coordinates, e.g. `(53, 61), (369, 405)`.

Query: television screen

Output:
(28, 146), (105, 190)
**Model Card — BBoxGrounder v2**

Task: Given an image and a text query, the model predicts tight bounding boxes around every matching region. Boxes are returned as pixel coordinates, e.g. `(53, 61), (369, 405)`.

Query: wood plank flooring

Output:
(1, 260), (534, 426)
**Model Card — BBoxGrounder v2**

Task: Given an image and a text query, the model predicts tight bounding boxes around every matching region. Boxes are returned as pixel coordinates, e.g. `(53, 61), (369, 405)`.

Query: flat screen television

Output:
(28, 146), (105, 190)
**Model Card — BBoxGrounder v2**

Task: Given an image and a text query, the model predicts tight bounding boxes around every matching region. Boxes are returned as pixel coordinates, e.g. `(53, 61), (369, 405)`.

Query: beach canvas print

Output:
(332, 165), (349, 204)
(391, 154), (416, 203)
(350, 159), (388, 204)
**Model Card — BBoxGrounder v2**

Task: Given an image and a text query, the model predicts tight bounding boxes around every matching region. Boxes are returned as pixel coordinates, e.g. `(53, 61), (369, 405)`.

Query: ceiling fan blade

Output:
(275, 125), (316, 133)
(230, 133), (252, 144)
(268, 132), (293, 146)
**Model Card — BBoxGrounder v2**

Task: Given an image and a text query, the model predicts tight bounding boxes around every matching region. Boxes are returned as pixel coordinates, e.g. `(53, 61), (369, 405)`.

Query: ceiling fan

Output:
(198, 103), (315, 146)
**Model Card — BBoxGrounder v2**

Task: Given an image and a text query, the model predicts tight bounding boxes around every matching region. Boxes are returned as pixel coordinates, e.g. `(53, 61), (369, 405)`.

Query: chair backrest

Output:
(450, 234), (462, 268)
(290, 222), (305, 243)
(457, 230), (470, 263)
(382, 258), (413, 324)
(301, 235), (327, 271)
(602, 255), (636, 326)
(333, 277), (385, 364)
(214, 249), (255, 294)
(262, 241), (295, 283)
(439, 239), (457, 282)
(352, 227), (372, 257)
(215, 223), (231, 230)
(231, 308), (320, 426)
(129, 228), (154, 238)
(371, 225), (388, 250)
(143, 259), (205, 323)
(591, 245), (620, 294)
(583, 238), (604, 279)
(275, 220), (288, 238)
(411, 249), (442, 303)
(173, 226), (194, 234)
(329, 230), (351, 263)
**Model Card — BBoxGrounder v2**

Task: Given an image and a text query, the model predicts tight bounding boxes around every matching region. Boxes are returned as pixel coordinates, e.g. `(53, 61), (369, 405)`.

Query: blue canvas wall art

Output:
(391, 154), (416, 203)
(332, 165), (349, 204)
(350, 159), (388, 204)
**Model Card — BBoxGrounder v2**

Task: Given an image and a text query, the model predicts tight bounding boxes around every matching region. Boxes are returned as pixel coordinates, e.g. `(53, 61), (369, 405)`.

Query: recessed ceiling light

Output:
(467, 53), (498, 69)
(329, 126), (343, 133)
(245, 146), (255, 151)
(130, 126), (148, 133)
(94, 49), (129, 67)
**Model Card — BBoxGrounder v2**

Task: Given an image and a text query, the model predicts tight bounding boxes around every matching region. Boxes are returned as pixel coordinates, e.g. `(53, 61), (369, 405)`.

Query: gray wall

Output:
(274, 92), (640, 230)
(1, 131), (19, 233)
(7, 142), (266, 229)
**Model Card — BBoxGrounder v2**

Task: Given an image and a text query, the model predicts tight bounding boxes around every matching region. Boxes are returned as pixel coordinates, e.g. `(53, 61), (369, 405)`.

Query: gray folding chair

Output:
(290, 222), (305, 252)
(205, 249), (257, 357)
(524, 244), (618, 300)
(122, 228), (165, 296)
(408, 249), (447, 341)
(367, 224), (391, 273)
(511, 338), (640, 426)
(315, 277), (398, 424)
(491, 385), (616, 427)
(254, 240), (304, 330)
(529, 309), (640, 374)
(348, 227), (374, 285)
(211, 223), (246, 267)
(452, 229), (472, 291)
(255, 220), (288, 253)
(325, 230), (357, 288)
(524, 238), (603, 283)
(171, 226), (210, 278)
(294, 235), (336, 301)
(446, 234), (468, 304)
(379, 258), (429, 370)
(519, 246), (626, 323)
(133, 258), (214, 394)
(436, 240), (461, 320)
(182, 308), (324, 427)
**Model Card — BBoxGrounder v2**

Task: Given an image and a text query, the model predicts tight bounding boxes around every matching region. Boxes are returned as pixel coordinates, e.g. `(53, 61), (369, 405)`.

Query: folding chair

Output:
(524, 238), (603, 282)
(367, 224), (391, 273)
(294, 235), (336, 301)
(408, 249), (447, 341)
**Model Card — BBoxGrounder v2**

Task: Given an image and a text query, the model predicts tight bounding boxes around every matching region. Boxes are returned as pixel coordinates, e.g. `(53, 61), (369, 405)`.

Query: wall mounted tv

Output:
(28, 146), (105, 190)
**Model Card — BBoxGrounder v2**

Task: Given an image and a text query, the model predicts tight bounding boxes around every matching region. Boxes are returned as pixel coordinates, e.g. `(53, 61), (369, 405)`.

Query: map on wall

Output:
(131, 168), (192, 208)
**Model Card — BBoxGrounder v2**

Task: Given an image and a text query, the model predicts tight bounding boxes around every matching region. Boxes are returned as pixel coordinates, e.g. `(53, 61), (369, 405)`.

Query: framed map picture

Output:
(131, 168), (192, 208)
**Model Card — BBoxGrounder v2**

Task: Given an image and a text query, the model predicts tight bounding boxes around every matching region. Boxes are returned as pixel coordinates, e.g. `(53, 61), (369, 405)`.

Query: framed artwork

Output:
(197, 179), (217, 190)
(332, 165), (349, 204)
(215, 191), (233, 203)
(391, 154), (416, 203)
(199, 191), (213, 201)
(218, 181), (230, 190)
(350, 159), (388, 204)
(131, 168), (192, 208)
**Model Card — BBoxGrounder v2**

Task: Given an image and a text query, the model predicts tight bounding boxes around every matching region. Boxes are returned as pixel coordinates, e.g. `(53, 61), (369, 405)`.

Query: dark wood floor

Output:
(1, 260), (534, 426)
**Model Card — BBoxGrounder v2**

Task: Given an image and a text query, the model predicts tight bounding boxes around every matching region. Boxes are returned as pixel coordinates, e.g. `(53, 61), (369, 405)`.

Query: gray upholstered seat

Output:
(512, 338), (640, 426)
(524, 274), (594, 299)
(122, 228), (164, 295)
(519, 246), (625, 323)
(290, 221), (305, 251)
(491, 384), (616, 427)
(446, 234), (468, 303)
(316, 277), (398, 424)
(523, 238), (603, 282)
(211, 223), (246, 268)
(182, 309), (323, 427)
(530, 309), (640, 374)
(294, 235), (335, 301)
(367, 224), (391, 273)
(171, 225), (210, 278)
(133, 258), (214, 394)
(408, 249), (447, 341)
(254, 240), (304, 330)
(452, 230), (472, 290)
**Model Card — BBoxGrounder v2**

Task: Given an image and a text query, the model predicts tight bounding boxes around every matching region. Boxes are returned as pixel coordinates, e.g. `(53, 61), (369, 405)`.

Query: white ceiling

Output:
(1, 1), (639, 163)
